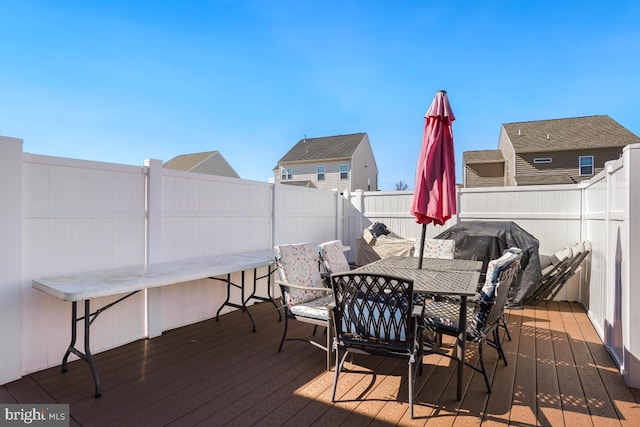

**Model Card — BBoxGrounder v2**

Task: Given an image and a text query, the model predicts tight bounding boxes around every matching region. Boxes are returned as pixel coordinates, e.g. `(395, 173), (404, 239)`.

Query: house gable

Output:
(275, 132), (378, 191)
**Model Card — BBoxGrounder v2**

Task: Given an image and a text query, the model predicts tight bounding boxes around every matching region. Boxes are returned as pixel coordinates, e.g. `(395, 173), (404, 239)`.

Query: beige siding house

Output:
(274, 133), (378, 191)
(164, 151), (240, 178)
(463, 150), (505, 188)
(464, 115), (639, 187)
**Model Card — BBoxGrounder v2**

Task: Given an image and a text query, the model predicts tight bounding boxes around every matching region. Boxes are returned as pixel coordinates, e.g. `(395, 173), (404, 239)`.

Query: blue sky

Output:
(1, 1), (639, 190)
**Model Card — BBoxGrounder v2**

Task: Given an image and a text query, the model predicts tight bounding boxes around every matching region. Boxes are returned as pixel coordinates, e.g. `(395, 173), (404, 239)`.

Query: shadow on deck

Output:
(2, 301), (639, 426)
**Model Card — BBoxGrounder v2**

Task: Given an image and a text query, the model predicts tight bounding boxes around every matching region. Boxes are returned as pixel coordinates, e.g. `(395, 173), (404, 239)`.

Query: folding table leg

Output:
(61, 301), (102, 398)
(214, 272), (256, 332)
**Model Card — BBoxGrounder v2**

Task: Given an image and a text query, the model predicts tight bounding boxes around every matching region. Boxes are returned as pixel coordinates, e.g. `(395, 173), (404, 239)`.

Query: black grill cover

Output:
(435, 221), (542, 306)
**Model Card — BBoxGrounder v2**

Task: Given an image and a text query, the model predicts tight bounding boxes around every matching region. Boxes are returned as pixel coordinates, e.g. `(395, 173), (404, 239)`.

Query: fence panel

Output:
(273, 184), (339, 245)
(346, 185), (583, 269)
(21, 153), (147, 373)
(160, 170), (273, 330)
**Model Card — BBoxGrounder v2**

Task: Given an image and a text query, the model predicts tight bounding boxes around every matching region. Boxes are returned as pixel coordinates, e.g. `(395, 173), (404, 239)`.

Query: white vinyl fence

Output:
(0, 137), (341, 385)
(1, 136), (639, 390)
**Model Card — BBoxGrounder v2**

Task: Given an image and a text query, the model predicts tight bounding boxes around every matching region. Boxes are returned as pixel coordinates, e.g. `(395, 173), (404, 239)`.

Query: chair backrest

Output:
(414, 238), (455, 259)
(319, 240), (351, 274)
(274, 243), (326, 307)
(551, 245), (573, 265)
(562, 242), (590, 279)
(469, 248), (522, 339)
(331, 273), (415, 350)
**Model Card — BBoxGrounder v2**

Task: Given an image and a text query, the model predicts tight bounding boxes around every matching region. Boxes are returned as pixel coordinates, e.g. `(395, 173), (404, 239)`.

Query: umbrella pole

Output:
(418, 224), (426, 269)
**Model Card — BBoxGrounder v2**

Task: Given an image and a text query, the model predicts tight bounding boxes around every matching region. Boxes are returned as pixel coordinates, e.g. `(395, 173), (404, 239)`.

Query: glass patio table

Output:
(352, 256), (482, 400)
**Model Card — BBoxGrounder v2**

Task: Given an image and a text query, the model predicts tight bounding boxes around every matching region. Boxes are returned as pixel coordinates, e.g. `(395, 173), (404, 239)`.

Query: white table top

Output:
(32, 250), (275, 302)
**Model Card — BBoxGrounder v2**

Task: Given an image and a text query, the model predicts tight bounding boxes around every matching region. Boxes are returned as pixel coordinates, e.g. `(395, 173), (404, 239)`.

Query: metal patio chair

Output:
(414, 238), (514, 339)
(330, 272), (425, 418)
(423, 248), (522, 393)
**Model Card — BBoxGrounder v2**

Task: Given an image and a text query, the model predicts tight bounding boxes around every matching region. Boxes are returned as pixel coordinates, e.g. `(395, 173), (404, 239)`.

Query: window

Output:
(281, 167), (292, 180)
(534, 157), (552, 164)
(339, 164), (349, 179)
(579, 156), (594, 176)
(316, 166), (325, 181)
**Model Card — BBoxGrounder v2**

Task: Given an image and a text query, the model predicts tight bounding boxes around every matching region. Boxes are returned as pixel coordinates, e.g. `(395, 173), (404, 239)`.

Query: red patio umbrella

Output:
(410, 90), (457, 268)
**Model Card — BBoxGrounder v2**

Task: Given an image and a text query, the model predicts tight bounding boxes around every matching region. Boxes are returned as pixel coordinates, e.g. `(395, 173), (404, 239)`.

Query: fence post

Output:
(144, 159), (164, 338)
(0, 136), (23, 384)
(623, 143), (640, 388)
(354, 189), (364, 236)
(334, 189), (343, 241)
(272, 182), (281, 245)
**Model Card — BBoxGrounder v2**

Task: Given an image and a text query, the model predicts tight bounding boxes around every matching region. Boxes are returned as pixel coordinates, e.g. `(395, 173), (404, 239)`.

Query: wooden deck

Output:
(2, 301), (639, 426)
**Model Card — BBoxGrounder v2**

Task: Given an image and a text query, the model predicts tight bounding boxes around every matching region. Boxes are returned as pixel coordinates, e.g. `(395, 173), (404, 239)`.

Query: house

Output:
(164, 151), (240, 178)
(463, 115), (639, 187)
(274, 132), (378, 191)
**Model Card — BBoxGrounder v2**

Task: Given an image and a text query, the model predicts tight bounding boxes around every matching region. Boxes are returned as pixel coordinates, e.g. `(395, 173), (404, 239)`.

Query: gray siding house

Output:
(274, 133), (378, 191)
(164, 151), (240, 178)
(464, 115), (639, 187)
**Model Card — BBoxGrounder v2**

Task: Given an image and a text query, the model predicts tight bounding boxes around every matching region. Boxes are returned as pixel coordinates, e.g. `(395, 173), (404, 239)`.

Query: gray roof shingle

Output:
(463, 150), (505, 164)
(515, 174), (578, 185)
(503, 115), (639, 153)
(164, 151), (218, 171)
(278, 133), (366, 163)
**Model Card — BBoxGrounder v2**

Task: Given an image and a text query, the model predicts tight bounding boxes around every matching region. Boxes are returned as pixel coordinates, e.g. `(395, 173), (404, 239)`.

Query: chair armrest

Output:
(275, 280), (333, 294)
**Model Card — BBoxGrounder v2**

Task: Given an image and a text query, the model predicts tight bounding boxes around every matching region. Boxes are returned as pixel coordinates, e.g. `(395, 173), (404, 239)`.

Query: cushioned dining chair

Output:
(412, 237), (457, 310)
(415, 237), (511, 342)
(423, 248), (522, 393)
(330, 272), (425, 418)
(319, 240), (352, 276)
(413, 238), (456, 259)
(274, 242), (334, 370)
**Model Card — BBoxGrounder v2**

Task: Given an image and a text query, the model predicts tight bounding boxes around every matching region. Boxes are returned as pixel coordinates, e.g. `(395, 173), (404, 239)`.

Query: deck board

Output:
(2, 301), (639, 426)
(533, 303), (564, 426)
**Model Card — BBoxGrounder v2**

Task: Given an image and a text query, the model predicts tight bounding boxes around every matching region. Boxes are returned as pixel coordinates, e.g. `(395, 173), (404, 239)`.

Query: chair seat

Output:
(423, 300), (480, 341)
(290, 295), (334, 320)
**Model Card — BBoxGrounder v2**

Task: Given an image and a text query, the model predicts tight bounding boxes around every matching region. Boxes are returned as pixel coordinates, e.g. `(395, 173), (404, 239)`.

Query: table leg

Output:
(61, 301), (77, 374)
(214, 272), (256, 332)
(243, 266), (280, 320)
(457, 295), (467, 400)
(83, 300), (102, 398)
(61, 300), (102, 398)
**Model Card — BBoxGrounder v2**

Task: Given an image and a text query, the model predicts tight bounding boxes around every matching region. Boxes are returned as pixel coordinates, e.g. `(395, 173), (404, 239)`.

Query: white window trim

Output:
(579, 155), (594, 176)
(339, 164), (349, 179)
(316, 166), (325, 181)
(281, 167), (292, 180)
